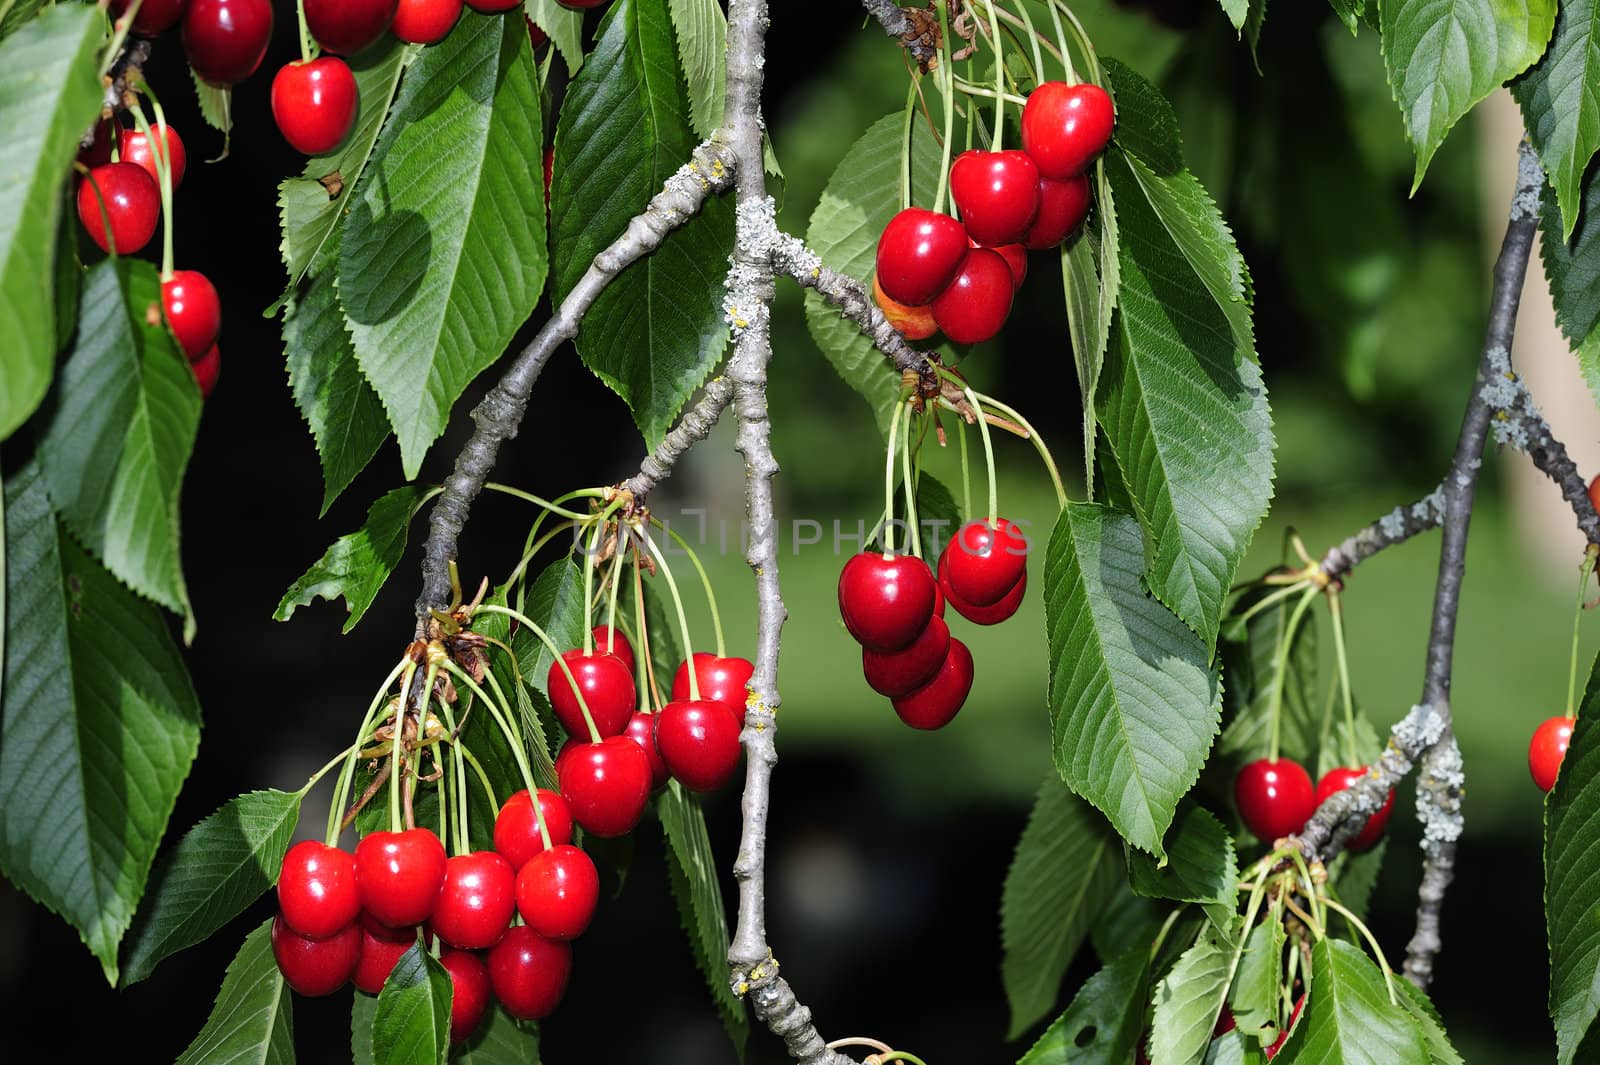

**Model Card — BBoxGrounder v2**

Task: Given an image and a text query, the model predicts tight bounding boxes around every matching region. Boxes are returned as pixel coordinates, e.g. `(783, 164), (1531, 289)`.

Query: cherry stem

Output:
(484, 483), (602, 521)
(78, 169), (120, 262)
(986, 1), (1068, 73)
(1566, 552), (1594, 718)
(1328, 589), (1357, 760)
(950, 77), (1029, 106)
(603, 530), (627, 647)
(900, 78), (916, 211)
(294, 0), (315, 64)
(479, 664), (524, 753)
(1004, 0), (1045, 89)
(506, 520), (578, 601)
(883, 394), (906, 555)
(392, 662), (431, 834)
(640, 530), (700, 702)
(900, 402), (922, 558)
(957, 417), (973, 518)
(441, 656), (543, 787)
(99, 0), (143, 77)
(296, 742), (358, 799)
(653, 518), (726, 657)
(436, 696), (469, 855)
(476, 604), (603, 743)
(971, 390), (1068, 508)
(979, 0), (1004, 148)
(324, 657), (410, 845)
(875, 1054), (930, 1065)
(634, 543), (668, 712)
(1267, 585), (1319, 763)
(436, 741), (450, 854)
(932, 1), (956, 215)
(1043, 0), (1075, 82)
(959, 384), (1000, 523)
(126, 98), (175, 279)
(1321, 895), (1398, 1005)
(580, 500), (625, 654)
(1049, 0), (1101, 84)
(1236, 578), (1311, 627)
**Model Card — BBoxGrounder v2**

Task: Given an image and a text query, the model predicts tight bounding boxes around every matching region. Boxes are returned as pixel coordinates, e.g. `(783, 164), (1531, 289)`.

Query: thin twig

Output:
(859, 0), (940, 70)
(620, 378), (735, 501)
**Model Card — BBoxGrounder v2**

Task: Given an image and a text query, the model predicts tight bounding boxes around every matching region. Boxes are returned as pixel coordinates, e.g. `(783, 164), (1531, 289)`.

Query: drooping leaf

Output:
(0, 0), (48, 40)
(353, 990), (378, 1065)
(276, 37), (411, 297)
(1278, 938), (1427, 1064)
(1329, 0), (1363, 33)
(0, 464), (203, 983)
(659, 782), (748, 1055)
(121, 789), (303, 986)
(274, 485), (424, 632)
(550, 0), (733, 448)
(1001, 777), (1124, 1037)
(189, 68), (232, 134)
(524, 0), (584, 74)
(1104, 57), (1185, 177)
(1513, 0), (1600, 239)
(1230, 916), (1285, 1038)
(1543, 171), (1600, 412)
(1100, 151), (1273, 649)
(0, 1), (103, 441)
(1545, 652), (1600, 1063)
(173, 920), (294, 1065)
(1395, 979), (1464, 1065)
(1379, 0), (1556, 188)
(668, 0), (726, 139)
(1218, 588), (1320, 766)
(341, 13), (546, 476)
(803, 111), (954, 435)
(1127, 802), (1236, 906)
(39, 258), (202, 631)
(454, 1005), (542, 1064)
(374, 944), (453, 1065)
(1062, 179), (1120, 491)
(1149, 922), (1242, 1065)
(1017, 949), (1149, 1064)
(282, 226), (390, 514)
(1217, 0), (1247, 30)
(1043, 503), (1223, 857)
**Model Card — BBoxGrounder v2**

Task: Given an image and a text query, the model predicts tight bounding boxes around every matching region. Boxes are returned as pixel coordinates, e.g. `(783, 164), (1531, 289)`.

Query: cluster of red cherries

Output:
(271, 624), (753, 1038)
(872, 81), (1115, 345)
(838, 518), (1029, 730)
(1232, 757), (1395, 851)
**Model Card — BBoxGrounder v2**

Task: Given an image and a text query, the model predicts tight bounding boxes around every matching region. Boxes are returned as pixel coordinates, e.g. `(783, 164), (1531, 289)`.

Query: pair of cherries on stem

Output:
(1233, 758), (1394, 850)
(75, 116), (186, 257)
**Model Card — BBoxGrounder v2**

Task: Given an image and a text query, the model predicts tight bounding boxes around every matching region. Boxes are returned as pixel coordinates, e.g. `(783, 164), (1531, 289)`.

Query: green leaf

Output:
(1104, 58), (1184, 177)
(1543, 169), (1600, 381)
(1279, 938), (1426, 1064)
(1513, 0), (1600, 238)
(354, 990), (378, 1065)
(1394, 979), (1464, 1065)
(1217, 0), (1247, 29)
(1219, 589), (1320, 766)
(1329, 0), (1364, 33)
(524, 0), (584, 74)
(659, 782), (748, 1055)
(1149, 922), (1241, 1065)
(0, 0), (48, 41)
(276, 37), (412, 298)
(189, 68), (231, 134)
(1127, 803), (1236, 906)
(1001, 777), (1123, 1037)
(121, 789), (303, 986)
(518, 557), (590, 696)
(551, 0), (733, 448)
(0, 1), (104, 441)
(1017, 949), (1149, 1064)
(1062, 177), (1120, 491)
(0, 463), (203, 983)
(274, 485), (423, 632)
(174, 920), (295, 1065)
(282, 227), (391, 514)
(454, 1005), (542, 1063)
(668, 0), (726, 139)
(1090, 881), (1164, 963)
(1380, 0), (1556, 188)
(341, 13), (546, 476)
(803, 112), (955, 435)
(39, 258), (202, 630)
(1230, 917), (1285, 1038)
(1546, 653), (1600, 1063)
(374, 944), (453, 1065)
(1043, 503), (1222, 857)
(1100, 151), (1273, 649)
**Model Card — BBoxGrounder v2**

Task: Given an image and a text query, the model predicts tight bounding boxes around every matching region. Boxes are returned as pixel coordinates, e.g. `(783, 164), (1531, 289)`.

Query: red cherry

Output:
(548, 649), (636, 739)
(1530, 715), (1576, 792)
(271, 915), (361, 996)
(182, 0), (274, 86)
(78, 121), (115, 169)
(277, 841), (360, 939)
(272, 58), (359, 156)
(671, 652), (755, 721)
(515, 843), (599, 941)
(192, 344), (221, 398)
(1214, 1007), (1236, 1036)
(862, 615), (949, 697)
(1023, 174), (1091, 249)
(623, 711), (670, 789)
(76, 162), (159, 255)
(488, 926), (571, 1020)
(949, 149), (1041, 246)
(352, 918), (416, 994)
(875, 207), (969, 306)
(161, 270), (221, 359)
(526, 17), (548, 49)
(1264, 995), (1306, 1059)
(433, 851), (516, 949)
(553, 736), (581, 781)
(466, 0), (519, 9)
(1312, 767), (1394, 851)
(1589, 474), (1600, 515)
(655, 699), (743, 792)
(872, 273), (938, 340)
(939, 549), (1027, 625)
(304, 0), (396, 55)
(591, 625), (635, 675)
(942, 519), (1029, 606)
(930, 248), (1014, 344)
(493, 788), (574, 870)
(354, 828), (448, 927)
(1234, 759), (1316, 843)
(838, 552), (938, 652)
(118, 123), (187, 189)
(556, 735), (652, 837)
(440, 949), (492, 1043)
(110, 0), (187, 35)
(891, 638), (974, 730)
(1021, 81), (1116, 179)
(986, 242), (1028, 288)
(392, 0), (461, 43)
(543, 145), (554, 203)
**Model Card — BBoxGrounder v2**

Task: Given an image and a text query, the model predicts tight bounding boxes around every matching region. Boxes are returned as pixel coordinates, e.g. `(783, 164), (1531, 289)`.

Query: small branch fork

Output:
(1299, 140), (1572, 989)
(859, 0), (941, 71)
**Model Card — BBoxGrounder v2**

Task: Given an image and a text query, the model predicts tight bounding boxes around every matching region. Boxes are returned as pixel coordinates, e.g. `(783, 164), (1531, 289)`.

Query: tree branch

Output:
(414, 140), (737, 618)
(859, 0), (940, 70)
(81, 37), (153, 150)
(721, 3), (854, 1063)
(619, 378), (735, 501)
(1318, 489), (1446, 582)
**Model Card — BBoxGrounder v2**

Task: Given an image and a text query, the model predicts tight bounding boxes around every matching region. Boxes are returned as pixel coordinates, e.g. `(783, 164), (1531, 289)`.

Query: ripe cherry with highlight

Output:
(1234, 758), (1315, 843)
(1530, 715), (1575, 792)
(838, 552), (938, 652)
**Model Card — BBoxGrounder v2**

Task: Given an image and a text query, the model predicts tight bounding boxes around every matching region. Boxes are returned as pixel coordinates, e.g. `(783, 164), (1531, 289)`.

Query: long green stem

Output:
(1006, 0), (1045, 87)
(484, 483), (601, 521)
(325, 658), (410, 845)
(933, 1), (957, 214)
(961, 386), (1000, 522)
(457, 742), (502, 820)
(297, 743), (358, 798)
(476, 604), (603, 742)
(1328, 590), (1357, 760)
(1268, 586), (1319, 762)
(392, 663), (429, 833)
(436, 697), (469, 854)
(883, 396), (905, 554)
(640, 532), (700, 701)
(950, 77), (1029, 105)
(901, 78), (917, 210)
(99, 0), (143, 76)
(1237, 579), (1312, 627)
(1050, 0), (1102, 83)
(1322, 896), (1398, 1004)
(506, 520), (579, 600)
(655, 519), (725, 656)
(603, 532), (627, 642)
(126, 98), (175, 279)
(900, 402), (922, 558)
(972, 391), (1067, 508)
(1044, 0), (1075, 81)
(480, 666), (524, 753)
(294, 0), (314, 63)
(437, 745), (450, 853)
(981, 0), (1005, 147)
